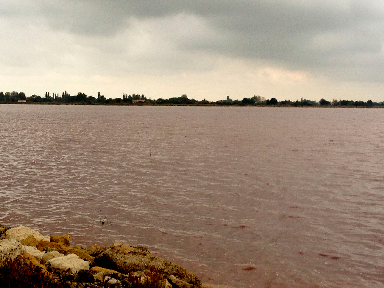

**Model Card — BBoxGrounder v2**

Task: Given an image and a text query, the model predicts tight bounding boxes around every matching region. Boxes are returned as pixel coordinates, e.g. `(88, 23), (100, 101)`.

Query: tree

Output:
(241, 98), (254, 105)
(340, 100), (353, 106)
(18, 92), (26, 100)
(4, 92), (11, 101)
(97, 95), (106, 103)
(76, 92), (87, 102)
(319, 98), (330, 106)
(86, 96), (96, 104)
(266, 98), (278, 105)
(28, 95), (42, 102)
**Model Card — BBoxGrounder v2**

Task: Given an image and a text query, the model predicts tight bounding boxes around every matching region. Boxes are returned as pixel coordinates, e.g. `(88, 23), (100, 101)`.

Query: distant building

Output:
(18, 100), (27, 103)
(132, 99), (146, 104)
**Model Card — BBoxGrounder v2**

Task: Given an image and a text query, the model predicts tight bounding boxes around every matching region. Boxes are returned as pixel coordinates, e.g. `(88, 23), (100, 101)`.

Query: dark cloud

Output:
(32, 1), (383, 80)
(1, 0), (384, 89)
(195, 1), (384, 77)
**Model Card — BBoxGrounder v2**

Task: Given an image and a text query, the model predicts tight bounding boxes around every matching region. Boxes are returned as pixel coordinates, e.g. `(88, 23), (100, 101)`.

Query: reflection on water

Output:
(1, 105), (384, 288)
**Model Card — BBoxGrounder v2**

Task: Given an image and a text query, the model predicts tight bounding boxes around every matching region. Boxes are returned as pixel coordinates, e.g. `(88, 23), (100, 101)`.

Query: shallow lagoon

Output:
(1, 105), (384, 288)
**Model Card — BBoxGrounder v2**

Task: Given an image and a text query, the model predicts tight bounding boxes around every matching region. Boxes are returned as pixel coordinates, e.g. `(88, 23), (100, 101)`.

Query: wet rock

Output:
(5, 225), (50, 242)
(202, 285), (231, 288)
(169, 275), (194, 288)
(47, 253), (90, 274)
(111, 242), (134, 253)
(94, 243), (202, 287)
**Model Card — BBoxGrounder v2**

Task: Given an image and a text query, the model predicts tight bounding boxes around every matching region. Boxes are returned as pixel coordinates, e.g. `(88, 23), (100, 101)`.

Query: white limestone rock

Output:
(22, 245), (45, 261)
(47, 253), (90, 274)
(5, 225), (50, 242)
(105, 276), (119, 285)
(0, 239), (23, 265)
(42, 250), (64, 263)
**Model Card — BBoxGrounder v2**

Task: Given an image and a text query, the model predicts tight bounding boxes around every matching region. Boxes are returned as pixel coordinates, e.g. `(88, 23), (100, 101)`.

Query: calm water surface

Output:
(1, 105), (384, 288)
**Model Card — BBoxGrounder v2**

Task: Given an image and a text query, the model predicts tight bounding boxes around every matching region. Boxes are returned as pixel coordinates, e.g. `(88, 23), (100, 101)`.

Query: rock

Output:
(105, 275), (119, 285)
(47, 253), (90, 274)
(5, 225), (50, 242)
(86, 244), (103, 256)
(75, 269), (95, 283)
(94, 243), (202, 287)
(111, 242), (134, 253)
(0, 225), (10, 239)
(42, 250), (64, 263)
(20, 235), (40, 247)
(0, 239), (23, 265)
(37, 240), (61, 251)
(169, 275), (194, 288)
(91, 266), (120, 274)
(66, 246), (95, 262)
(202, 285), (231, 288)
(37, 240), (94, 262)
(51, 234), (71, 246)
(0, 224), (203, 288)
(163, 279), (173, 288)
(90, 266), (121, 282)
(22, 245), (45, 260)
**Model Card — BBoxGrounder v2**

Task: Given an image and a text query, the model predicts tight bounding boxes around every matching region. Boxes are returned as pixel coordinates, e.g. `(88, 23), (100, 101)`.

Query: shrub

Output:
(0, 256), (61, 288)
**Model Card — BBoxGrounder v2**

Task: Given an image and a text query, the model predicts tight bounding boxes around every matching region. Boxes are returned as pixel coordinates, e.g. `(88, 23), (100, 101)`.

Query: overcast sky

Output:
(1, 0), (384, 101)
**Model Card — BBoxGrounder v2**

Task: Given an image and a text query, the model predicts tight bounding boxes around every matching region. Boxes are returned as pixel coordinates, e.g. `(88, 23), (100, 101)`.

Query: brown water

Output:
(1, 105), (384, 288)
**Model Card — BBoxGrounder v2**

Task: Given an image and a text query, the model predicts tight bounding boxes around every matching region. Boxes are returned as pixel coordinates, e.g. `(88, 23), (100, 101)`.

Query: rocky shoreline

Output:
(0, 224), (223, 288)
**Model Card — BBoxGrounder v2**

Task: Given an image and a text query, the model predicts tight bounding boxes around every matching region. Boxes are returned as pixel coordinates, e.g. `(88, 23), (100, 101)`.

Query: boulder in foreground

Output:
(0, 224), (202, 288)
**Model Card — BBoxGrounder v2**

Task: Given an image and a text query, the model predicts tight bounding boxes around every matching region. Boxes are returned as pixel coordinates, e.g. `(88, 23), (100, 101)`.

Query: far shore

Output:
(0, 91), (382, 107)
(1, 101), (382, 108)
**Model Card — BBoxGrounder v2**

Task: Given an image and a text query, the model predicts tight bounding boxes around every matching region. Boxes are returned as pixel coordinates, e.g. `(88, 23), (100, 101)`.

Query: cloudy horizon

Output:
(1, 0), (384, 102)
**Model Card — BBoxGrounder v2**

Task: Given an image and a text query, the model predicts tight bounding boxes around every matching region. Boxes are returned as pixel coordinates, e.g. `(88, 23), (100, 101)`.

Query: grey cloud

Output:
(39, 1), (129, 36)
(204, 1), (384, 81)
(2, 0), (384, 82)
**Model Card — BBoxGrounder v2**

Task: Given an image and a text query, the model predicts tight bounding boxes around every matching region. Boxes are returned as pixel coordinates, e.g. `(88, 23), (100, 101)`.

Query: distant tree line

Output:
(0, 91), (26, 102)
(0, 90), (383, 107)
(215, 96), (383, 107)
